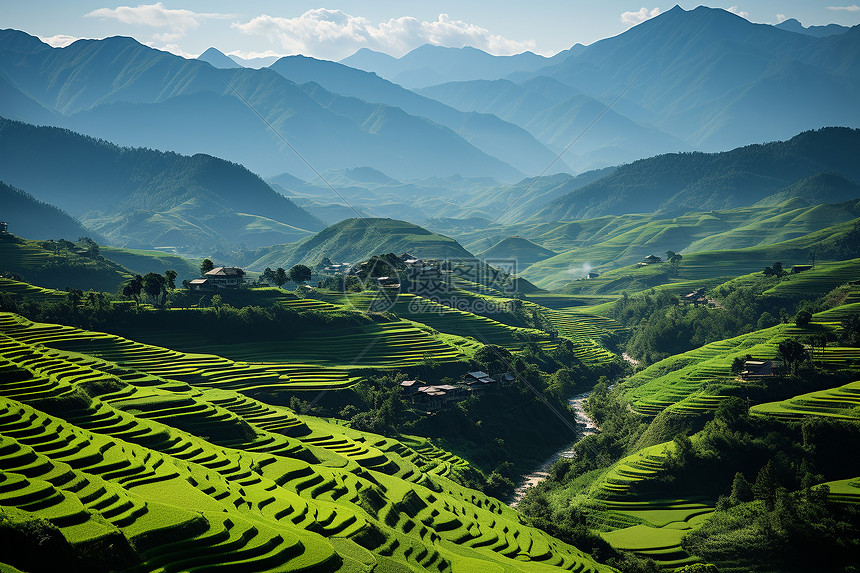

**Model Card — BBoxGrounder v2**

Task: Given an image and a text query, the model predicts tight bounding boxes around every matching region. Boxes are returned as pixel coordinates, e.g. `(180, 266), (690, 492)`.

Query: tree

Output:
(288, 264), (312, 286)
(142, 272), (166, 306)
(730, 472), (754, 504)
(261, 267), (277, 285)
(731, 356), (746, 374)
(666, 250), (683, 268)
(778, 339), (810, 375)
(753, 460), (778, 509)
(165, 269), (177, 290)
(200, 258), (215, 276)
(772, 261), (784, 277)
(122, 275), (143, 310)
(275, 267), (288, 288)
(795, 310), (812, 329)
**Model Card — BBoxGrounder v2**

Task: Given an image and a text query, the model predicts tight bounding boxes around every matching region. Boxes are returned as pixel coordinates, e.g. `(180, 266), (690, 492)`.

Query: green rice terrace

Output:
(0, 309), (615, 573)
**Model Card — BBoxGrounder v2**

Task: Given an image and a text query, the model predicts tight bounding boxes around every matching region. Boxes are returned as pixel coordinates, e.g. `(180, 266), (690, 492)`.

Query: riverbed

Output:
(509, 390), (598, 507)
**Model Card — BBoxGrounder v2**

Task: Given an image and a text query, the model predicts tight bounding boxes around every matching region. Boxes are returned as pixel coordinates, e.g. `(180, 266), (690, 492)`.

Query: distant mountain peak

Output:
(198, 46), (241, 69)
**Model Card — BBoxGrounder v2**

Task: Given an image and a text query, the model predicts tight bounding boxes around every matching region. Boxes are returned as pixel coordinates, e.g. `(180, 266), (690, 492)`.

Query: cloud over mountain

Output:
(86, 2), (233, 42)
(233, 9), (536, 60)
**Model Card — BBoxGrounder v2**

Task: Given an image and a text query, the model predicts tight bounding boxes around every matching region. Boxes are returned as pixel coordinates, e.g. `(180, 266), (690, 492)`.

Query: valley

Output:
(2, 4), (860, 573)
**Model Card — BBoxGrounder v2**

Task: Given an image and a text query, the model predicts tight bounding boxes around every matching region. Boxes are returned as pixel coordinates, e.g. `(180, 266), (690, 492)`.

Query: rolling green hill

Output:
(98, 248), (201, 285)
(515, 200), (860, 290)
(248, 218), (473, 270)
(0, 234), (132, 292)
(478, 236), (557, 267)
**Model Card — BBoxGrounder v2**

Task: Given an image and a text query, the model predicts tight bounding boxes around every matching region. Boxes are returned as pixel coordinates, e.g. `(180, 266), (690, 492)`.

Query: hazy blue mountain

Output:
(197, 47), (241, 69)
(754, 172), (860, 207)
(0, 181), (97, 241)
(340, 44), (570, 89)
(0, 117), (324, 251)
(523, 6), (860, 151)
(268, 55), (565, 174)
(533, 127), (860, 222)
(230, 53), (280, 68)
(0, 31), (522, 180)
(775, 18), (852, 38)
(419, 77), (687, 171)
(0, 72), (57, 125)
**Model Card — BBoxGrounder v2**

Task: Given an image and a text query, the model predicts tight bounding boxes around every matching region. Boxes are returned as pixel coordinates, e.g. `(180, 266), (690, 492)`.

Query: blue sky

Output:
(4, 1), (860, 60)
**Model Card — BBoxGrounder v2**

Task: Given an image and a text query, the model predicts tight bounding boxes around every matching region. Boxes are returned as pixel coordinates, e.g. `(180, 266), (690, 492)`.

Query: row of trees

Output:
(260, 265), (311, 288)
(121, 270), (177, 309)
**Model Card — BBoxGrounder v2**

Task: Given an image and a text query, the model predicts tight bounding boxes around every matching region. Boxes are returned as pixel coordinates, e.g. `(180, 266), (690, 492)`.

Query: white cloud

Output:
(232, 9), (536, 59)
(227, 49), (284, 60)
(146, 42), (198, 59)
(39, 34), (86, 48)
(727, 6), (750, 19)
(86, 3), (231, 41)
(827, 4), (860, 11)
(776, 13), (789, 23)
(620, 7), (661, 26)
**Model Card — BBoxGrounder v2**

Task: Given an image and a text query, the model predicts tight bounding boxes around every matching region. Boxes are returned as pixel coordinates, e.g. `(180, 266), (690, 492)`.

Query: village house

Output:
(462, 371), (498, 391)
(587, 271), (601, 279)
(791, 265), (813, 274)
(189, 266), (246, 291)
(681, 288), (708, 306)
(399, 379), (426, 396)
(412, 384), (466, 411)
(740, 359), (779, 380)
(643, 254), (663, 264)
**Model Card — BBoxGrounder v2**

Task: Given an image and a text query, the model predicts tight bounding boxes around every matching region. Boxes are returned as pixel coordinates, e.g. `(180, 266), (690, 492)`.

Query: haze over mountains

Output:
(1, 5), (859, 267)
(0, 118), (323, 251)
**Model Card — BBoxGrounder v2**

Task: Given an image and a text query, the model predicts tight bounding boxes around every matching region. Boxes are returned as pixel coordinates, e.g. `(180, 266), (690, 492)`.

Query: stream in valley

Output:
(509, 390), (599, 507)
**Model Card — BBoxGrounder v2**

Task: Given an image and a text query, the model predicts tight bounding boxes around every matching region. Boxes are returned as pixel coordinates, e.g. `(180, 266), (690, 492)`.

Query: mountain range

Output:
(532, 127), (860, 222)
(0, 30), (523, 181)
(0, 117), (323, 251)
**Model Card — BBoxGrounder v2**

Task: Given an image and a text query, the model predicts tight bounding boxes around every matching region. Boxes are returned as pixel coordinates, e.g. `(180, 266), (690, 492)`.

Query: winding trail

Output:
(509, 390), (599, 507)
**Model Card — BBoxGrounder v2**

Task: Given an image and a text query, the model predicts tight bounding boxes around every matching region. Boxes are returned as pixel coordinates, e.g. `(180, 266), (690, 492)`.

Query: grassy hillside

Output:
(0, 310), (614, 573)
(513, 200), (860, 290)
(248, 218), (473, 270)
(551, 216), (859, 294)
(0, 234), (132, 292)
(478, 236), (557, 267)
(98, 247), (201, 284)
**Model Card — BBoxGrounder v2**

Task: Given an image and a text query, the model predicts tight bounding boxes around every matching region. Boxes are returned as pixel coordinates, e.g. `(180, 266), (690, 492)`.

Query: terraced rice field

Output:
(0, 311), (614, 573)
(750, 380), (860, 421)
(148, 321), (471, 367)
(0, 278), (69, 302)
(0, 312), (358, 393)
(820, 477), (860, 504)
(571, 440), (714, 569)
(619, 298), (860, 417)
(764, 258), (860, 298)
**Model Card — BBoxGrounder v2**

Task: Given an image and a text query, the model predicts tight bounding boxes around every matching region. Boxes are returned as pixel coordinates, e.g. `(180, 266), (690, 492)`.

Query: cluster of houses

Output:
(679, 287), (713, 307)
(400, 370), (515, 412)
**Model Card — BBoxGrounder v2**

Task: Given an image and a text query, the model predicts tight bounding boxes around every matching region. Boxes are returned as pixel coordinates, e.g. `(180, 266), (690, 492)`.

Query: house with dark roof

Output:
(190, 267), (246, 291)
(740, 360), (779, 380)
